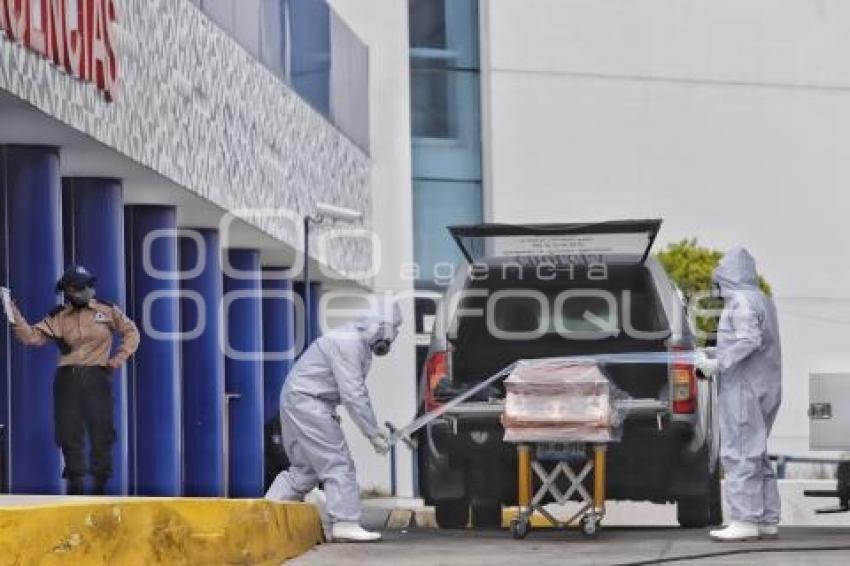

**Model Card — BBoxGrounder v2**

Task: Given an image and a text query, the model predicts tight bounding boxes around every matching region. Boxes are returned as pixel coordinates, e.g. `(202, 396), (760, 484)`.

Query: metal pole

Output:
(593, 444), (607, 515)
(390, 444), (397, 497)
(385, 422), (400, 497)
(518, 444), (532, 509)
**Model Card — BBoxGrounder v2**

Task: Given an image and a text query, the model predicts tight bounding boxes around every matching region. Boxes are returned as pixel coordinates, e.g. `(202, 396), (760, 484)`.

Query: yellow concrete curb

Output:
(0, 497), (323, 565)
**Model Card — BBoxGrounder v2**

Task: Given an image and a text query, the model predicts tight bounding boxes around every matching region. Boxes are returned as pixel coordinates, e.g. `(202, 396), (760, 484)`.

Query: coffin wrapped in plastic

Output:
(501, 359), (629, 443)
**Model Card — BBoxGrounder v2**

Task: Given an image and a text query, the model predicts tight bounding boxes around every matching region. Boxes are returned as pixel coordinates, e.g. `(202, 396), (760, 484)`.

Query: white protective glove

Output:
(1, 287), (15, 324)
(370, 432), (391, 455)
(695, 349), (719, 378)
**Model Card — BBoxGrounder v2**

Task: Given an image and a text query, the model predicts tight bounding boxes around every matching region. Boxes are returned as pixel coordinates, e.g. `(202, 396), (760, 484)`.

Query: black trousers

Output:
(53, 366), (115, 481)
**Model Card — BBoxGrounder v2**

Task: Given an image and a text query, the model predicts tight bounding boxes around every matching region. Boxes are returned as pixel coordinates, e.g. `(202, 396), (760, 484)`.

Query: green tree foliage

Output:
(655, 239), (772, 340)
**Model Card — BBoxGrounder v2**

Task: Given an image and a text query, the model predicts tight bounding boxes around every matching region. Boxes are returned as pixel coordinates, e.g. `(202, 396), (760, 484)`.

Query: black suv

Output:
(417, 220), (721, 529)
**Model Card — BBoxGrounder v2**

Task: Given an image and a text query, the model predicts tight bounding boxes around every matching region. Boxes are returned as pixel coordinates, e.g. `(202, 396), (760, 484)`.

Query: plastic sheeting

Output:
(502, 360), (629, 444)
(389, 351), (694, 448)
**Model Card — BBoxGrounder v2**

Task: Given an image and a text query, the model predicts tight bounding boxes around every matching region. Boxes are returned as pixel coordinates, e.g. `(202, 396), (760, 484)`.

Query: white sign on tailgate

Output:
(488, 233), (650, 261)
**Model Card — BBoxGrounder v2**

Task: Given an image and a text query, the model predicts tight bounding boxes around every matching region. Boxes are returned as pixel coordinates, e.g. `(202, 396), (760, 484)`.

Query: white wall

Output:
(327, 0), (417, 496)
(481, 0), (850, 457)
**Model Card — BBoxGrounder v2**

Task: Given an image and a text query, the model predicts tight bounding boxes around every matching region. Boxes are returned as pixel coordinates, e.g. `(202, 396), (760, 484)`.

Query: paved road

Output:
(291, 527), (850, 566)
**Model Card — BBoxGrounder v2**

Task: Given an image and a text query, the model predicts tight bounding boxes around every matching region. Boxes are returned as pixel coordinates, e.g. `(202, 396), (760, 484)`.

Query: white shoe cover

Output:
(304, 489), (331, 539)
(709, 521), (760, 542)
(331, 521), (382, 543)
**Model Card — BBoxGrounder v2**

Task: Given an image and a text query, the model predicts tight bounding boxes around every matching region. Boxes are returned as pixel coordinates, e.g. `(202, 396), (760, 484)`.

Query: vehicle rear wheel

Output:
(471, 501), (503, 529)
(708, 467), (723, 526)
(435, 499), (469, 529)
(677, 495), (711, 528)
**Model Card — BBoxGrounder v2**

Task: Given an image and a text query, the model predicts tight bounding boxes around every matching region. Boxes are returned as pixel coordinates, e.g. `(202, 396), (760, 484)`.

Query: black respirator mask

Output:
(371, 339), (391, 357)
(65, 284), (95, 308)
(369, 323), (396, 357)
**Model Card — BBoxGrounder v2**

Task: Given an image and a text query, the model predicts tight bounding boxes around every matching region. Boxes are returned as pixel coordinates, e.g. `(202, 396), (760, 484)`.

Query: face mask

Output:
(65, 286), (95, 308)
(371, 339), (391, 356)
(369, 322), (397, 356)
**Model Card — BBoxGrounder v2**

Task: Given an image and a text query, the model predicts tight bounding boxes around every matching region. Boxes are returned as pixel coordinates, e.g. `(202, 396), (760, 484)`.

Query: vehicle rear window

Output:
(492, 296), (543, 333)
(491, 294), (618, 334)
(448, 265), (671, 384)
(557, 295), (616, 333)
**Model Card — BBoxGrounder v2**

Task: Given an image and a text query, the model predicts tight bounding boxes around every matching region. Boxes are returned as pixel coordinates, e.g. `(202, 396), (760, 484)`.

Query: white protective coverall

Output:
(714, 247), (782, 525)
(265, 304), (402, 522)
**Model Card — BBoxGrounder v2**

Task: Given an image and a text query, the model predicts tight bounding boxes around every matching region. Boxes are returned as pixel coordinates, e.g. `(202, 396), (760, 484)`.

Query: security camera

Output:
(315, 202), (363, 222)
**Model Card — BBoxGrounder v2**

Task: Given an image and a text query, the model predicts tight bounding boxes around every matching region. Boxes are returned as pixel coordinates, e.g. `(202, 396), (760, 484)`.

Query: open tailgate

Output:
(448, 219), (662, 267)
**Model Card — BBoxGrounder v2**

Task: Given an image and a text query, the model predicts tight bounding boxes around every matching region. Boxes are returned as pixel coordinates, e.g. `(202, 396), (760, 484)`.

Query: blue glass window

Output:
(289, 0), (331, 117)
(260, 0), (287, 78)
(409, 0), (479, 69)
(197, 0), (368, 151)
(413, 180), (483, 283)
(201, 0), (235, 34)
(233, 0), (263, 58)
(409, 0), (483, 286)
(330, 13), (370, 151)
(411, 69), (480, 180)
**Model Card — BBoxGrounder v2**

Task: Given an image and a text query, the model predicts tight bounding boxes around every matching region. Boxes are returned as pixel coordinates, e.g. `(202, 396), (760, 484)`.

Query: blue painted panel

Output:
(261, 269), (295, 423)
(294, 281), (321, 353)
(3, 146), (63, 494)
(124, 206), (182, 496)
(223, 249), (264, 497)
(180, 228), (225, 496)
(63, 178), (128, 495)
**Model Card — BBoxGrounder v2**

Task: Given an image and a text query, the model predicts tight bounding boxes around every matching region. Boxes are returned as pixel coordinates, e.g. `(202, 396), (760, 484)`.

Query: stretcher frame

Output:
(509, 442), (607, 539)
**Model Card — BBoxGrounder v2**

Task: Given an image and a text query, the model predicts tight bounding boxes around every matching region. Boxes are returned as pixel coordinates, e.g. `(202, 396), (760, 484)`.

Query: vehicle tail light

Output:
(670, 346), (697, 414)
(424, 351), (448, 412)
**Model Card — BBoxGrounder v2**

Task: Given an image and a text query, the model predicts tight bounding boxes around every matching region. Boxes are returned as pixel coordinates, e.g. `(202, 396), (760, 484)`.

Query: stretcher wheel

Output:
(580, 516), (600, 538)
(510, 518), (529, 540)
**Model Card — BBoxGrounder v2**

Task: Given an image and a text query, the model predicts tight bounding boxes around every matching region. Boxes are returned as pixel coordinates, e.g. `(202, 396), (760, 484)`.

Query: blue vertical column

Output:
(2, 146), (63, 494)
(0, 148), (8, 493)
(223, 249), (264, 498)
(294, 281), (321, 353)
(180, 228), (225, 496)
(62, 178), (128, 495)
(261, 268), (295, 424)
(124, 206), (182, 496)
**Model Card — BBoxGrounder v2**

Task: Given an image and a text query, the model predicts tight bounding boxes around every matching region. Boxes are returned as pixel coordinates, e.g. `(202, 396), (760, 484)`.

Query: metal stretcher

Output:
(510, 442), (608, 539)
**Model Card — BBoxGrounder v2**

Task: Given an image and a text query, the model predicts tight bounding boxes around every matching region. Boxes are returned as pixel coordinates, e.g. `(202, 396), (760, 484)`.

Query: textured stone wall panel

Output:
(0, 0), (371, 275)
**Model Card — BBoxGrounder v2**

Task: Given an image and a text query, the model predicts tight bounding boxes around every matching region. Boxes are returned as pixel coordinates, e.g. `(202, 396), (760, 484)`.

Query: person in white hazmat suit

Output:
(696, 247), (782, 542)
(265, 301), (402, 542)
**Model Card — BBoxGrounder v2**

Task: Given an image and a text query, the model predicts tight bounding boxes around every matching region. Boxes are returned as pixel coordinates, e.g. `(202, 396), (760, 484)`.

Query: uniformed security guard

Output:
(6, 265), (139, 495)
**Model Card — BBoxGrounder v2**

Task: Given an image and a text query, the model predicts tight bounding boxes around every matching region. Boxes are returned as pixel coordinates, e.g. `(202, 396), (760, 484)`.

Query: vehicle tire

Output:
(708, 467), (723, 526)
(435, 499), (469, 529)
(471, 501), (503, 529)
(677, 495), (711, 528)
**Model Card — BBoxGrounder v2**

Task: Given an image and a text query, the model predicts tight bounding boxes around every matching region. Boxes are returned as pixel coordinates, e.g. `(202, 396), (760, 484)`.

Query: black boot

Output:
(67, 476), (85, 496)
(92, 477), (108, 496)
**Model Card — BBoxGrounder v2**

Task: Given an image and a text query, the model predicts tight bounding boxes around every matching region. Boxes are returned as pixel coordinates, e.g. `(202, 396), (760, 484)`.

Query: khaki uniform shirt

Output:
(12, 299), (140, 367)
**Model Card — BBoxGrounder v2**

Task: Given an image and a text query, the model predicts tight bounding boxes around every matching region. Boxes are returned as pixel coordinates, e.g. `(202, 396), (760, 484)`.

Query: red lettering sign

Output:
(0, 0), (118, 101)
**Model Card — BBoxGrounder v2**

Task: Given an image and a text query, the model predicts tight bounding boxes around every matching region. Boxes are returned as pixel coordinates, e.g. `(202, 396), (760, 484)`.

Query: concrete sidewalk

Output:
(310, 481), (850, 565)
(361, 480), (850, 530)
(291, 527), (850, 566)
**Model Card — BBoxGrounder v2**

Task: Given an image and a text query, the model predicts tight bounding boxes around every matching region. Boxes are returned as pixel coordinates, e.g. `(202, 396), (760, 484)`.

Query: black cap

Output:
(56, 265), (96, 292)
